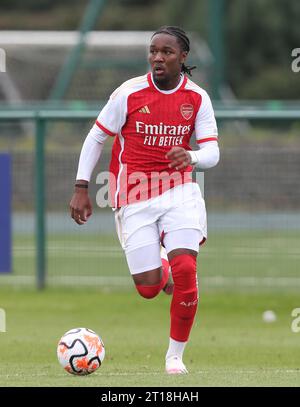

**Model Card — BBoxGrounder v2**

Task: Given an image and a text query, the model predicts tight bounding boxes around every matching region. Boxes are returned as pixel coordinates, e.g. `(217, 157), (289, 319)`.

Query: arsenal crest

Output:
(180, 104), (194, 120)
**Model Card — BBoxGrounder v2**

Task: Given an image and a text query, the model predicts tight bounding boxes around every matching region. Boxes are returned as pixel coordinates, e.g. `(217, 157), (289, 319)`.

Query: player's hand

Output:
(165, 147), (192, 170)
(69, 190), (93, 225)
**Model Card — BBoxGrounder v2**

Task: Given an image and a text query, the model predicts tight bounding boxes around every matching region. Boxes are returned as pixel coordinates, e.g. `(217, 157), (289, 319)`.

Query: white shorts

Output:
(114, 183), (207, 274)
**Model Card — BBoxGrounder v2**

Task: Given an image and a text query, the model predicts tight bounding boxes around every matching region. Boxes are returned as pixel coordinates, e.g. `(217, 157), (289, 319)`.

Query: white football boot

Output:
(165, 356), (188, 374)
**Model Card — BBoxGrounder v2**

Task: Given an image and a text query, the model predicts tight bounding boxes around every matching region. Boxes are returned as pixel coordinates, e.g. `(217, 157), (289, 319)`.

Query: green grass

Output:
(0, 289), (300, 387)
(1, 229), (299, 386)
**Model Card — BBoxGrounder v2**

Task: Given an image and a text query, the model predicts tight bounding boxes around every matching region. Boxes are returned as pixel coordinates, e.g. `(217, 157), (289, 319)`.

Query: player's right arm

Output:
(70, 125), (108, 225)
(70, 86), (127, 225)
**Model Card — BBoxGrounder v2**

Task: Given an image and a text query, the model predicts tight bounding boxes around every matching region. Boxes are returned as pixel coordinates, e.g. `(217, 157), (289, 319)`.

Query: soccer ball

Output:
(262, 310), (277, 323)
(57, 327), (105, 375)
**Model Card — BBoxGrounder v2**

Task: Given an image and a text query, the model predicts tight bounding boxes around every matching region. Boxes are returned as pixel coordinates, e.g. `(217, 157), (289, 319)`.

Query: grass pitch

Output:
(1, 229), (299, 386)
(0, 288), (299, 387)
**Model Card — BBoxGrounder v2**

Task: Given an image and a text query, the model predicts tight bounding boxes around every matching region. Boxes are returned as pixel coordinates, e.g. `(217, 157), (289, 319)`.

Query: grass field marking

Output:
(0, 373), (49, 378)
(47, 276), (300, 288)
(0, 308), (6, 332)
(2, 275), (300, 288)
(14, 245), (124, 259)
(203, 276), (300, 287)
(291, 308), (300, 333)
(14, 247), (300, 260)
(14, 252), (124, 259)
(0, 276), (35, 285)
(14, 244), (300, 258)
(51, 276), (300, 288)
(15, 244), (300, 253)
(48, 276), (132, 286)
(13, 251), (300, 260)
(0, 368), (299, 379)
(47, 245), (122, 253)
(14, 245), (122, 253)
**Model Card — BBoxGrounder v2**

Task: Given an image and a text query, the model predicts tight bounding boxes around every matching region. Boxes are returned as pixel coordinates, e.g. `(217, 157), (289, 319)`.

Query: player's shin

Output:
(169, 254), (198, 343)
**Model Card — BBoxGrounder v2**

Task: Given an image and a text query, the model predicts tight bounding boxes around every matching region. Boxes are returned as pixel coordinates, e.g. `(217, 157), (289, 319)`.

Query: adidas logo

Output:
(138, 105), (150, 114)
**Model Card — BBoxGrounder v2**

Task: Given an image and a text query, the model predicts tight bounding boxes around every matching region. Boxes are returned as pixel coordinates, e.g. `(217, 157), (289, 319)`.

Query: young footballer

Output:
(70, 26), (219, 374)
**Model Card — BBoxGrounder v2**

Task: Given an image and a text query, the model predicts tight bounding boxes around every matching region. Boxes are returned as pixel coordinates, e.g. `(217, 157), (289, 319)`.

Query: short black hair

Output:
(151, 26), (196, 76)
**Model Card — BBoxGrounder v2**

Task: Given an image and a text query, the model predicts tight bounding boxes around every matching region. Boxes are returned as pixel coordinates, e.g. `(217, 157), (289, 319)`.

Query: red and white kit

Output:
(76, 73), (219, 272)
(96, 73), (218, 208)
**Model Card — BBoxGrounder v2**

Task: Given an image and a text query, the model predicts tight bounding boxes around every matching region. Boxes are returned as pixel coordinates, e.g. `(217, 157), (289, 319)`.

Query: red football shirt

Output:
(96, 73), (218, 207)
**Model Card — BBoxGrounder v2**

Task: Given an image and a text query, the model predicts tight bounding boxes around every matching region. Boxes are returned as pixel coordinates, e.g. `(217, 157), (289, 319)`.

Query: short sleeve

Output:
(95, 88), (128, 137)
(194, 90), (218, 144)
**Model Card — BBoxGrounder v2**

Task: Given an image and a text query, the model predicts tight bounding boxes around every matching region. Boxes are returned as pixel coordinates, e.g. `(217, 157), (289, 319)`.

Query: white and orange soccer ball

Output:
(57, 327), (105, 375)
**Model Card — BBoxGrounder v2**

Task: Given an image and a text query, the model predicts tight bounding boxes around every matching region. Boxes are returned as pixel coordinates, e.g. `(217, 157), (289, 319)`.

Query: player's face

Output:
(149, 33), (187, 90)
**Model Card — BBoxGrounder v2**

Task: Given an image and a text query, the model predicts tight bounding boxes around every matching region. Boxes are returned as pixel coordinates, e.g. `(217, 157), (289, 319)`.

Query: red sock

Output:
(136, 260), (169, 299)
(169, 254), (198, 342)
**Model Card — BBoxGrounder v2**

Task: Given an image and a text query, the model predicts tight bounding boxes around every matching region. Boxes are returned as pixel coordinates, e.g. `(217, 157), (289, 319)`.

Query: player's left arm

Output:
(166, 140), (219, 171)
(166, 89), (219, 170)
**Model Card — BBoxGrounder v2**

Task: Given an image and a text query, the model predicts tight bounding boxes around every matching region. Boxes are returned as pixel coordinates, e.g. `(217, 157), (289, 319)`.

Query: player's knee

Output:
(132, 267), (162, 299)
(170, 254), (197, 291)
(135, 284), (160, 299)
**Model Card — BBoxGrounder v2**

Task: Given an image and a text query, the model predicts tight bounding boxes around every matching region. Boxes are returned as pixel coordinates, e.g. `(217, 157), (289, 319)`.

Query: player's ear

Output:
(180, 51), (188, 65)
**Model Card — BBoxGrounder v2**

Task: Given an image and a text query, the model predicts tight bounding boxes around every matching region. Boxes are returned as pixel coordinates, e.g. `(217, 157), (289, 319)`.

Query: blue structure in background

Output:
(0, 153), (11, 273)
